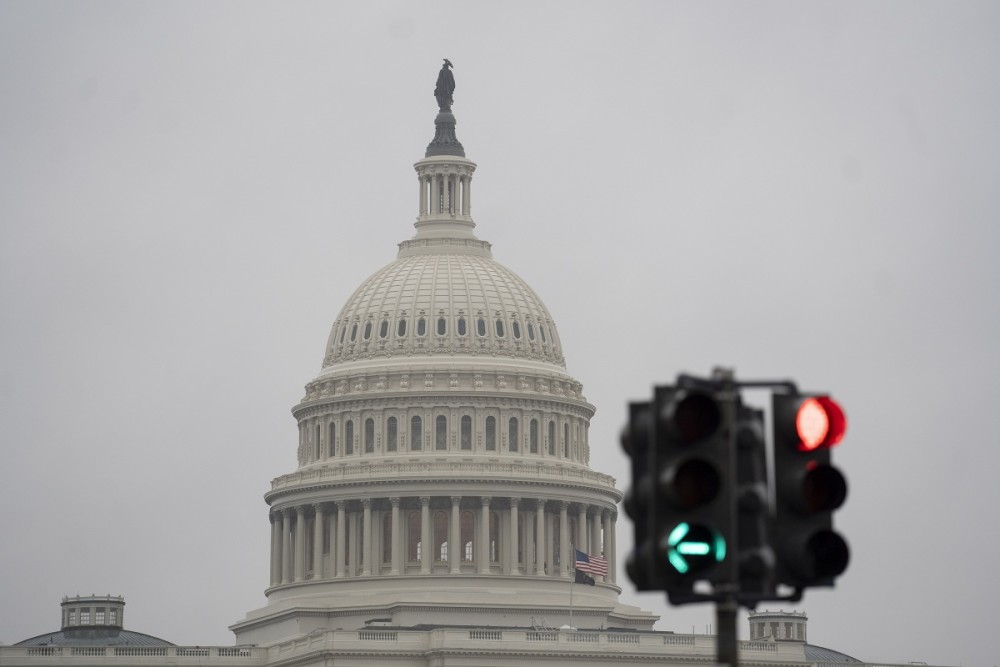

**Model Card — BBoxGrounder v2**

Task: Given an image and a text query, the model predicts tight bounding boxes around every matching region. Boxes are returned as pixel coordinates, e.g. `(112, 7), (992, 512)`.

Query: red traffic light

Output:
(795, 397), (846, 451)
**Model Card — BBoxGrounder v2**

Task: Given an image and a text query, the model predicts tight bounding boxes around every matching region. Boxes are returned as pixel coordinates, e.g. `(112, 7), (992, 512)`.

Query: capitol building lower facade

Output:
(1, 68), (947, 667)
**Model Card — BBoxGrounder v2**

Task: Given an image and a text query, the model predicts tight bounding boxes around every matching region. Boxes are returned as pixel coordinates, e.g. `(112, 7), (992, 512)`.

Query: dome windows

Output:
(540, 325), (547, 343)
(435, 415), (447, 450)
(495, 318), (505, 338)
(508, 418), (518, 452)
(512, 320), (522, 340)
(345, 420), (355, 455)
(410, 416), (422, 450)
(437, 317), (447, 336)
(387, 417), (398, 452)
(340, 325), (348, 344)
(527, 322), (535, 341)
(350, 324), (358, 342)
(379, 319), (389, 339)
(398, 317), (407, 337)
(461, 415), (472, 450)
(363, 321), (373, 340)
(457, 317), (467, 336)
(365, 418), (375, 453)
(485, 416), (496, 451)
(476, 317), (487, 337)
(417, 317), (427, 337)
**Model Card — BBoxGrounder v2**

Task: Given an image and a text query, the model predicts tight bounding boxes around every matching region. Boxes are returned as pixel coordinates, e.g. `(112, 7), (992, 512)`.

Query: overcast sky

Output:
(1, 3), (998, 666)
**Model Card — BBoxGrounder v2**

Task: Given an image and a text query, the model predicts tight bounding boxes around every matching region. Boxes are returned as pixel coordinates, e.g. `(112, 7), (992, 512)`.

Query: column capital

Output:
(559, 500), (569, 511)
(362, 498), (372, 509)
(481, 496), (492, 507)
(390, 497), (401, 507)
(510, 497), (520, 508)
(535, 499), (546, 511)
(419, 496), (431, 506)
(295, 505), (308, 516)
(451, 496), (461, 505)
(270, 510), (283, 523)
(313, 503), (325, 513)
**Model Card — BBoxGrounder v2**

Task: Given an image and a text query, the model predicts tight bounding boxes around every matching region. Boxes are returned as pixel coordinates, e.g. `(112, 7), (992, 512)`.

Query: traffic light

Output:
(733, 403), (775, 602)
(772, 393), (849, 590)
(654, 385), (733, 602)
(621, 399), (666, 591)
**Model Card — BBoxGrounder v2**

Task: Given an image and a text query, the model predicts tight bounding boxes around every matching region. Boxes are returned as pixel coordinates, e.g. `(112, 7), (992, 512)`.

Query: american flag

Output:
(574, 549), (608, 577)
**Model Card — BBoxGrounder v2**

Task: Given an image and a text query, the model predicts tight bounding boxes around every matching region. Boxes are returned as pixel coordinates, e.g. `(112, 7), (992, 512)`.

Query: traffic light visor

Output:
(795, 397), (846, 451)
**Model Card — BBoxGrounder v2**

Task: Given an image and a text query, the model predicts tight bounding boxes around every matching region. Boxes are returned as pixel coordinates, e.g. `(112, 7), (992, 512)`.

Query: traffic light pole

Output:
(716, 597), (739, 667)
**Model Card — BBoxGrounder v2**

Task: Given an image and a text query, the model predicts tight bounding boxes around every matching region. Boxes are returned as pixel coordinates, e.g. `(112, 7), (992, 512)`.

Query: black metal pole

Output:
(716, 597), (738, 667)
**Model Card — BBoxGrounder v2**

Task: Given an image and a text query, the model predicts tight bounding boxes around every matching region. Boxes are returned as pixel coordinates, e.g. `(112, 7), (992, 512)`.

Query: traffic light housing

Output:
(622, 400), (666, 591)
(733, 403), (775, 603)
(654, 385), (733, 602)
(772, 393), (850, 589)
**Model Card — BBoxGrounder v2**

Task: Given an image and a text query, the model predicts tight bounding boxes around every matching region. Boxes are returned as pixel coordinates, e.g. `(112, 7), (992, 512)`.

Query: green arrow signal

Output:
(665, 523), (725, 575)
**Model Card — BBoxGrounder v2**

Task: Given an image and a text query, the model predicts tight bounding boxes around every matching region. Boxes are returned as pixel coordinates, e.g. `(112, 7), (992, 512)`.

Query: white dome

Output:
(322, 250), (566, 370)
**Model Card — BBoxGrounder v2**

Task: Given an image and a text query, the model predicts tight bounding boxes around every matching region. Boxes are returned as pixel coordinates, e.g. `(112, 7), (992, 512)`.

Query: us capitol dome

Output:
(229, 61), (651, 645)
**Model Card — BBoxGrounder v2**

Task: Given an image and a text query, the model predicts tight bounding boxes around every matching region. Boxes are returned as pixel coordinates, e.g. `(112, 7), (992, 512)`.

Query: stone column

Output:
(559, 502), (570, 578)
(450, 496), (461, 573)
(313, 504), (325, 579)
(577, 505), (588, 556)
(270, 512), (281, 586)
(602, 510), (612, 583)
(335, 502), (346, 578)
(362, 499), (372, 576)
(419, 175), (426, 215)
(545, 512), (555, 576)
(390, 497), (401, 575)
(294, 506), (306, 582)
(534, 500), (546, 575)
(479, 497), (491, 574)
(609, 512), (617, 584)
(281, 511), (292, 584)
(420, 497), (431, 574)
(591, 510), (602, 559)
(464, 175), (471, 215)
(348, 511), (360, 577)
(508, 498), (520, 575)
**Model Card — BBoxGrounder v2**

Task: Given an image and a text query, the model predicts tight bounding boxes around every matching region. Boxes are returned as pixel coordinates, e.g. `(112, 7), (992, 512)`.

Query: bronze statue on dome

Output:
(434, 58), (455, 112)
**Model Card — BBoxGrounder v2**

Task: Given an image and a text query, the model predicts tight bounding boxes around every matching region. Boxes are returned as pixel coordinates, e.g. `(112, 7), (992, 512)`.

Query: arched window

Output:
(437, 317), (446, 336)
(476, 318), (487, 337)
(417, 318), (427, 337)
(548, 421), (556, 455)
(363, 321), (372, 340)
(345, 420), (354, 455)
(529, 418), (539, 454)
(457, 317), (467, 336)
(398, 318), (407, 337)
(461, 510), (475, 561)
(328, 422), (337, 457)
(379, 319), (389, 338)
(527, 322), (535, 340)
(540, 325), (547, 343)
(435, 415), (447, 450)
(434, 511), (448, 561)
(365, 418), (375, 453)
(461, 415), (472, 450)
(485, 416), (496, 451)
(407, 511), (421, 562)
(495, 318), (505, 337)
(387, 417), (398, 452)
(508, 417), (519, 452)
(512, 320), (521, 339)
(410, 416), (422, 451)
(350, 323), (358, 342)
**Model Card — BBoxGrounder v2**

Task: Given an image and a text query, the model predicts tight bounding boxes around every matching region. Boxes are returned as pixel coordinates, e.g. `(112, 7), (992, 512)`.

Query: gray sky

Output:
(1, 3), (998, 666)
